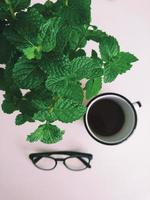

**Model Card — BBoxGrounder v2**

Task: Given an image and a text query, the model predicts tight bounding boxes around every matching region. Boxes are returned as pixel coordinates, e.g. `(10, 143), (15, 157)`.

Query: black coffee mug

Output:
(84, 93), (142, 145)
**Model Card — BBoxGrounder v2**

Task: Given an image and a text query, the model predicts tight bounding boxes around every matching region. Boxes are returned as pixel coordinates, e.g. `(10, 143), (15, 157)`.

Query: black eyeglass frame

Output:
(29, 151), (93, 171)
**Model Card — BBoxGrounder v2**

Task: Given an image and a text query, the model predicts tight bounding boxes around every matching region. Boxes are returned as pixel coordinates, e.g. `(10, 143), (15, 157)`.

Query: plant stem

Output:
(65, 0), (69, 6)
(5, 0), (15, 19)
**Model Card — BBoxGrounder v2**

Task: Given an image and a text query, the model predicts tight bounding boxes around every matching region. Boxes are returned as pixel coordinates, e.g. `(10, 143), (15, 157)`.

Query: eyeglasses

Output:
(29, 151), (93, 171)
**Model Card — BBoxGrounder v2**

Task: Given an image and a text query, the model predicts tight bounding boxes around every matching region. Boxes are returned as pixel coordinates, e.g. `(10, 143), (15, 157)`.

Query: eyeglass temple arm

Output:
(77, 157), (91, 168)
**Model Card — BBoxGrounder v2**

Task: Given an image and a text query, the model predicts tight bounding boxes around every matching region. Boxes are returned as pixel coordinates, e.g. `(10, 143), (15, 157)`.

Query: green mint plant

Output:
(0, 0), (138, 144)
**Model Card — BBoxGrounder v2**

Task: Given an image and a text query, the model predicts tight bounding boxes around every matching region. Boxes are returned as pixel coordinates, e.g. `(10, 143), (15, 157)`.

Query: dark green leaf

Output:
(0, 34), (13, 64)
(104, 52), (138, 82)
(39, 54), (69, 74)
(0, 20), (7, 33)
(2, 89), (22, 113)
(5, 0), (31, 12)
(3, 9), (45, 54)
(86, 78), (102, 100)
(61, 0), (91, 25)
(70, 57), (103, 79)
(15, 114), (34, 125)
(0, 68), (5, 90)
(86, 29), (107, 42)
(38, 17), (61, 52)
(69, 49), (86, 59)
(0, 5), (9, 20)
(27, 123), (64, 144)
(68, 26), (87, 50)
(54, 98), (86, 123)
(104, 67), (118, 83)
(99, 36), (120, 62)
(13, 57), (45, 89)
(0, 1), (30, 20)
(25, 88), (53, 110)
(2, 99), (17, 114)
(19, 99), (37, 117)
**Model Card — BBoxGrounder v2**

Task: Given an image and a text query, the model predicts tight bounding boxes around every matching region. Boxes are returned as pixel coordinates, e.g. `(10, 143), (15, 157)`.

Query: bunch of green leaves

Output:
(0, 0), (138, 144)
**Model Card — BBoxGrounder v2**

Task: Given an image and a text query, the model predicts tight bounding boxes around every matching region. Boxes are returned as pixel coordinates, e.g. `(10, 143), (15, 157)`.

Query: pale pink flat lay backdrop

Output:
(0, 0), (150, 200)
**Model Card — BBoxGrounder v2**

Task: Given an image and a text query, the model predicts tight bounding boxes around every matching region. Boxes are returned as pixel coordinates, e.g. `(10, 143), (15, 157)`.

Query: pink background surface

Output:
(0, 0), (150, 199)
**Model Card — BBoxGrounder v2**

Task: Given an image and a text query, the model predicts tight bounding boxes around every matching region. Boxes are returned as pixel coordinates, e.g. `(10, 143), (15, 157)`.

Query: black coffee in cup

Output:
(87, 99), (125, 137)
(84, 93), (141, 145)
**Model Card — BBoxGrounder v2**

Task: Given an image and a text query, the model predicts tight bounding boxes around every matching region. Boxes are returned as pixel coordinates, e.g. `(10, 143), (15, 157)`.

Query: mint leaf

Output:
(47, 81), (84, 103)
(99, 36), (120, 61)
(38, 17), (61, 52)
(70, 57), (103, 79)
(24, 88), (53, 111)
(4, 0), (31, 12)
(27, 123), (64, 144)
(54, 99), (86, 123)
(0, 1), (30, 20)
(0, 34), (13, 64)
(104, 67), (118, 83)
(68, 26), (87, 50)
(0, 5), (9, 20)
(2, 89), (22, 114)
(86, 78), (102, 100)
(2, 99), (17, 114)
(4, 9), (45, 54)
(15, 114), (34, 125)
(23, 46), (42, 60)
(0, 68), (5, 91)
(13, 57), (45, 89)
(104, 52), (138, 82)
(61, 0), (91, 25)
(87, 29), (107, 42)
(33, 111), (57, 123)
(0, 0), (138, 146)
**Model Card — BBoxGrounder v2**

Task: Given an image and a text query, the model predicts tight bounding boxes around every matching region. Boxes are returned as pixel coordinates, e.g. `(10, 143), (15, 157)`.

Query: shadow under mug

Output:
(84, 93), (142, 145)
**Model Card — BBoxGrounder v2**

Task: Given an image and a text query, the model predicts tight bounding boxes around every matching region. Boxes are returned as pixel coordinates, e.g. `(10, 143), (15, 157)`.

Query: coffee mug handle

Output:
(132, 101), (142, 110)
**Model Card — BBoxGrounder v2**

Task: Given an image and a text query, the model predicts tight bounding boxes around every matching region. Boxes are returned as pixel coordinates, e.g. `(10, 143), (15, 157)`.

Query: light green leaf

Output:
(38, 17), (61, 52)
(23, 47), (35, 60)
(54, 99), (86, 123)
(13, 57), (45, 89)
(86, 78), (102, 100)
(27, 123), (64, 144)
(33, 110), (57, 123)
(99, 36), (120, 61)
(23, 46), (42, 60)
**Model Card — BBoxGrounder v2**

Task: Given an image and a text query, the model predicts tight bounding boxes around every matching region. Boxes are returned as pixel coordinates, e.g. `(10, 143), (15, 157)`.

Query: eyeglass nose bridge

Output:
(55, 158), (65, 161)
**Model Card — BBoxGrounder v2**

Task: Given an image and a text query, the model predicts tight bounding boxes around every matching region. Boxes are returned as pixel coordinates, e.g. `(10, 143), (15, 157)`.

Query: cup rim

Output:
(84, 93), (138, 145)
